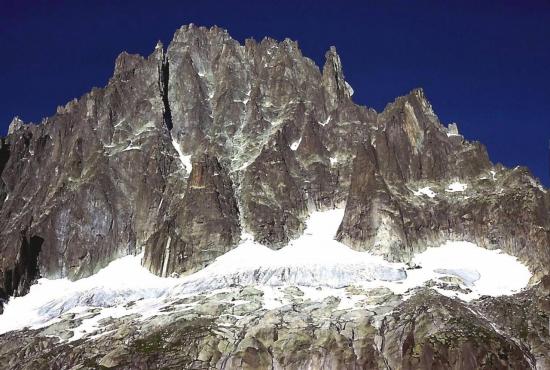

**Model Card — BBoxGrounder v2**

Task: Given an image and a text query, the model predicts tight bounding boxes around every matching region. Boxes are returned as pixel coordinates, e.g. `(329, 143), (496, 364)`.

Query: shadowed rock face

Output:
(241, 131), (308, 247)
(337, 143), (410, 261)
(1, 233), (43, 299)
(0, 24), (549, 369)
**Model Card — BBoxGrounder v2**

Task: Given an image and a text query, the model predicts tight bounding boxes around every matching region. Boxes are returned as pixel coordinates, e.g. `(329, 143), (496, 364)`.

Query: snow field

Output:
(0, 209), (532, 338)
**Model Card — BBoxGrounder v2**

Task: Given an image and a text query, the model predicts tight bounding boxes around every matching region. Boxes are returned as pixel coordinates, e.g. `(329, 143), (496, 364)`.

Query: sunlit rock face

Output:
(0, 24), (549, 369)
(143, 153), (241, 277)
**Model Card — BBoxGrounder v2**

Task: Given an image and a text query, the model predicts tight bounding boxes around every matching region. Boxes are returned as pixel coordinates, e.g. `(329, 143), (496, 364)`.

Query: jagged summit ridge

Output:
(0, 23), (549, 369)
(1, 24), (548, 292)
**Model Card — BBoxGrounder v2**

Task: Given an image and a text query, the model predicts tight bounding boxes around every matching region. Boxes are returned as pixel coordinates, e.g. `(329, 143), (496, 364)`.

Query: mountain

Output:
(0, 24), (548, 369)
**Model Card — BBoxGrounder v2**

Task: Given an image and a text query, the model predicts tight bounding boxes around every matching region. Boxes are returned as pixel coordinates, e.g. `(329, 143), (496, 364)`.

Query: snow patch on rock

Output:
(409, 241), (531, 299)
(344, 81), (354, 96)
(319, 115), (330, 126)
(171, 138), (192, 174)
(413, 187), (436, 198)
(446, 182), (467, 192)
(528, 177), (547, 193)
(446, 123), (461, 137)
(290, 137), (302, 151)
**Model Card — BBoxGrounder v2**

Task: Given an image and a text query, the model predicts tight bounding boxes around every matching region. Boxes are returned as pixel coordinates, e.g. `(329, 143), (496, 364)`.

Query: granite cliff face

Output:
(143, 153), (241, 276)
(0, 24), (548, 369)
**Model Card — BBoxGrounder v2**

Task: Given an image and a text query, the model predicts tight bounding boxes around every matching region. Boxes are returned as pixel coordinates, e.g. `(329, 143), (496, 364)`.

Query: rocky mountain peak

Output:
(0, 24), (549, 369)
(7, 117), (24, 135)
(322, 46), (353, 111)
(113, 52), (145, 77)
(171, 23), (232, 51)
(0, 24), (545, 289)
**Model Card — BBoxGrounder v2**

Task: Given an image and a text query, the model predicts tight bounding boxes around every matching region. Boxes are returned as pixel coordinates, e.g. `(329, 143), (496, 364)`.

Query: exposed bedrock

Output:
(337, 141), (550, 279)
(336, 143), (410, 261)
(143, 154), (240, 276)
(241, 131), (308, 248)
(0, 42), (180, 297)
(373, 88), (492, 182)
(379, 289), (537, 370)
(1, 282), (548, 369)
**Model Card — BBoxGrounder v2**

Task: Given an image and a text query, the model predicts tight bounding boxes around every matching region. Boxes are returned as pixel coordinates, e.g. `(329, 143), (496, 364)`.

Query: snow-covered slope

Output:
(0, 209), (531, 339)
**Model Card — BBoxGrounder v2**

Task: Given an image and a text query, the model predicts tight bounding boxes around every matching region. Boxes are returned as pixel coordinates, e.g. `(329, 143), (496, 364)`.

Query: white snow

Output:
(161, 236), (172, 278)
(133, 121), (156, 136)
(446, 182), (467, 192)
(179, 210), (405, 290)
(290, 137), (302, 151)
(330, 157), (338, 165)
(171, 139), (192, 174)
(344, 81), (354, 96)
(528, 177), (547, 193)
(413, 187), (436, 198)
(0, 254), (180, 337)
(319, 116), (331, 126)
(122, 144), (141, 152)
(446, 123), (461, 137)
(261, 286), (289, 309)
(405, 241), (531, 299)
(0, 210), (532, 338)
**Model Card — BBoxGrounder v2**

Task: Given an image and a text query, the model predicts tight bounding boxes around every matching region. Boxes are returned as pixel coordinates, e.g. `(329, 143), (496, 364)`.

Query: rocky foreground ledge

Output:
(0, 24), (549, 369)
(1, 280), (549, 369)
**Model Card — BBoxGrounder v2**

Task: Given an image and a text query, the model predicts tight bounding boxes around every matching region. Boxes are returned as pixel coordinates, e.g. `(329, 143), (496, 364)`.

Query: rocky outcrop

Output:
(380, 289), (536, 370)
(1, 283), (548, 370)
(373, 88), (492, 182)
(241, 131), (307, 247)
(471, 275), (550, 369)
(332, 87), (549, 277)
(337, 153), (550, 278)
(143, 154), (240, 276)
(337, 143), (410, 261)
(322, 46), (353, 112)
(295, 118), (338, 209)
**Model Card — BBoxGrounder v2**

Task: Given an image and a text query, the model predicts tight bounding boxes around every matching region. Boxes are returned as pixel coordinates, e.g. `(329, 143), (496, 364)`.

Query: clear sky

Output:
(1, 0), (549, 185)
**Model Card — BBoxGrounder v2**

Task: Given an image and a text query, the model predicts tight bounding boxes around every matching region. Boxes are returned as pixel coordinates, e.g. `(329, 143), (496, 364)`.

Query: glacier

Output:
(0, 208), (532, 340)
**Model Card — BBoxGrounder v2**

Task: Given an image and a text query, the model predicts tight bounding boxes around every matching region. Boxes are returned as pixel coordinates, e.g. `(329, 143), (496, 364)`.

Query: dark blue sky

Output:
(1, 0), (549, 185)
